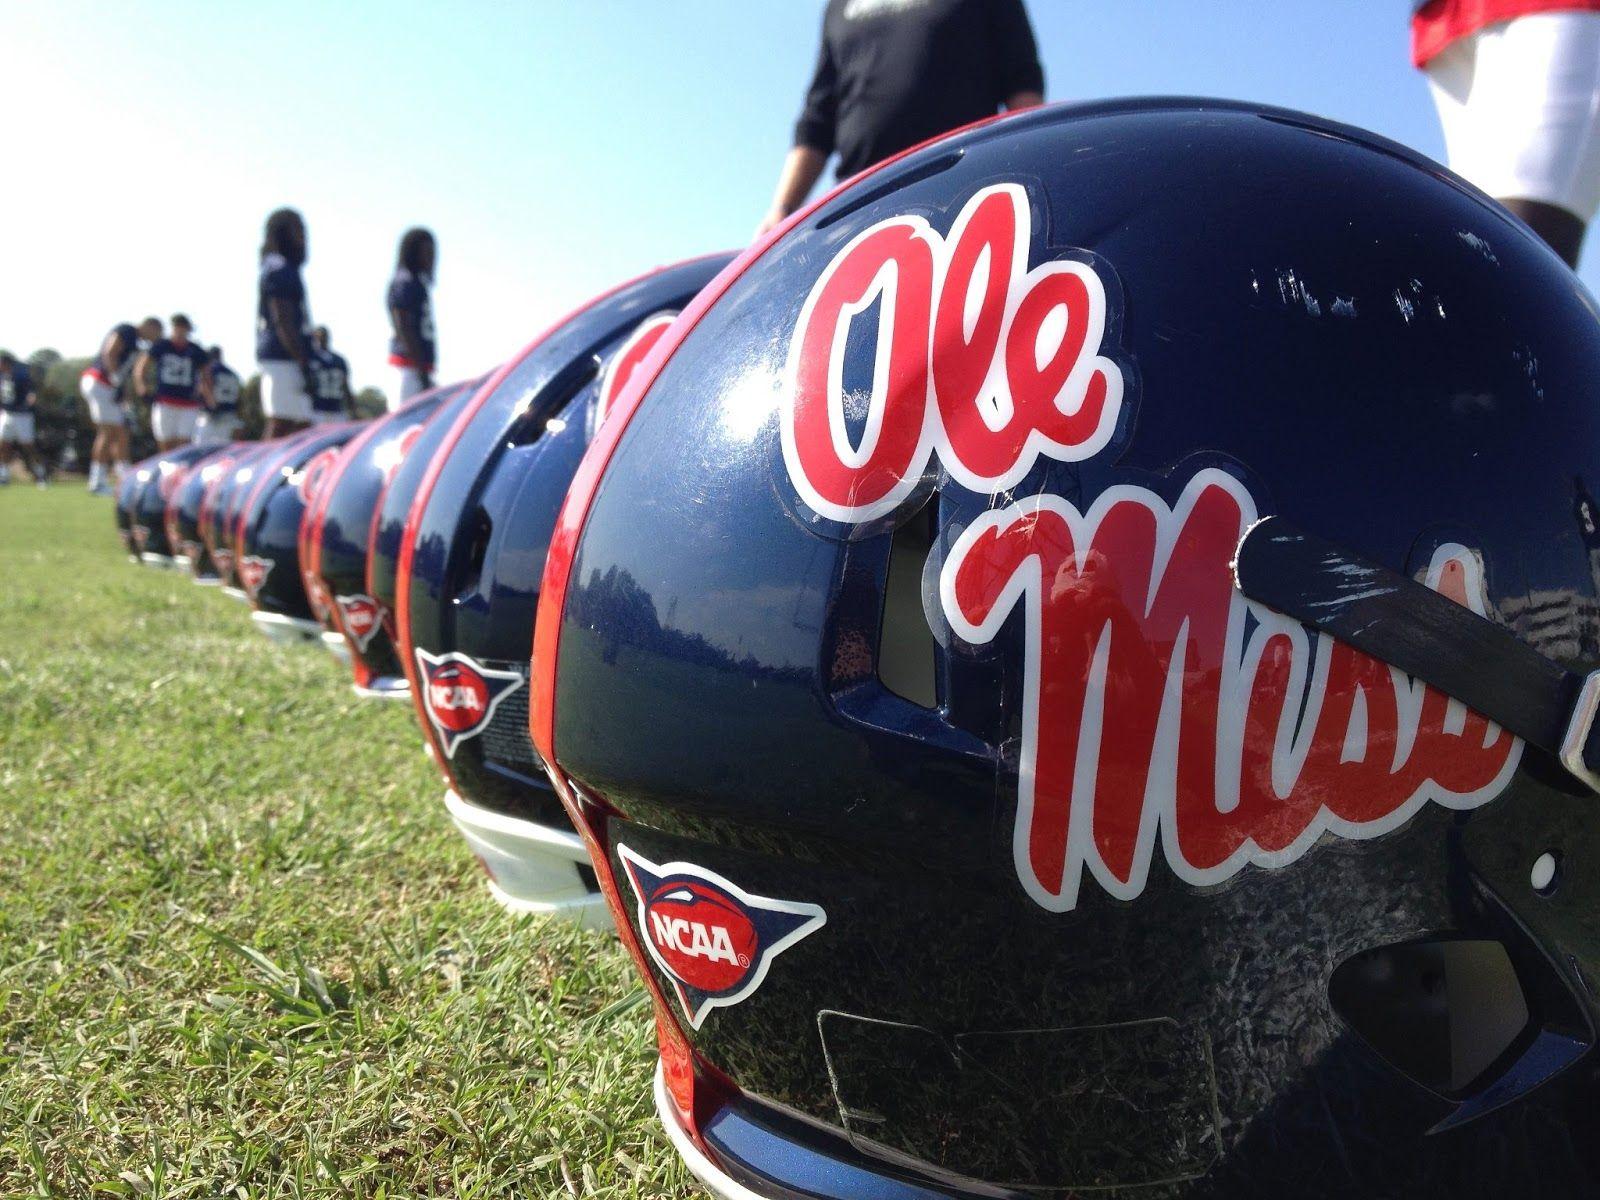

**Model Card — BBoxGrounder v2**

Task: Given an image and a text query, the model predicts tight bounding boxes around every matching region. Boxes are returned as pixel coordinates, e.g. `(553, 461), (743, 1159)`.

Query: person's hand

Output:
(754, 208), (788, 240)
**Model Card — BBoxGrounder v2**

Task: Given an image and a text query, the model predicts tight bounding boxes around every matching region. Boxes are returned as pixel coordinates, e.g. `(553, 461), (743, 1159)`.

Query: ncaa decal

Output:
(617, 845), (826, 1030)
(336, 593), (386, 652)
(597, 312), (676, 426)
(781, 182), (1522, 914)
(238, 555), (274, 599)
(302, 571), (332, 622)
(414, 648), (523, 758)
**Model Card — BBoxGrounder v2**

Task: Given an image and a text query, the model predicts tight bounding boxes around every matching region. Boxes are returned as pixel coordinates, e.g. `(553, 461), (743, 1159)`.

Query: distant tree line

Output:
(14, 347), (388, 470)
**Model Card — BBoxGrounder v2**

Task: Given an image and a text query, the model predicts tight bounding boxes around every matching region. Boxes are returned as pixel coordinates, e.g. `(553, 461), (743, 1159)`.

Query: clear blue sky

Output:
(5, 1), (1596, 395)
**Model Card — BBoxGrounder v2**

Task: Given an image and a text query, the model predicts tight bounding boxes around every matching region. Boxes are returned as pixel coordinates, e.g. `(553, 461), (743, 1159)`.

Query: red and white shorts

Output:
(151, 400), (199, 442)
(1425, 10), (1600, 220)
(80, 373), (125, 426)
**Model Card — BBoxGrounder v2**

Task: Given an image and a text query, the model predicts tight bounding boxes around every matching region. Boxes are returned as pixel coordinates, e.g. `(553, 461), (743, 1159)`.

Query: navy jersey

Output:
(310, 348), (350, 414)
(386, 268), (435, 368)
(210, 364), (241, 414)
(257, 252), (310, 362)
(91, 323), (140, 385)
(147, 339), (209, 404)
(0, 364), (32, 412)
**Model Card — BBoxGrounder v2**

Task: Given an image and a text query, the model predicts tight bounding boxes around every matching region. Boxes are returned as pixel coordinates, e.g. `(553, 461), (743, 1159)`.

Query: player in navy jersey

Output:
(386, 227), (435, 410)
(757, 0), (1043, 235)
(309, 326), (352, 424)
(257, 208), (314, 436)
(136, 313), (210, 450)
(80, 316), (159, 493)
(0, 352), (46, 487)
(195, 346), (241, 444)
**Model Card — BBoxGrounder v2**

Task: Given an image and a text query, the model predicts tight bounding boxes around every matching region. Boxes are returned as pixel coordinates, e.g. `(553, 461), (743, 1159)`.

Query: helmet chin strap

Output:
(1233, 516), (1600, 794)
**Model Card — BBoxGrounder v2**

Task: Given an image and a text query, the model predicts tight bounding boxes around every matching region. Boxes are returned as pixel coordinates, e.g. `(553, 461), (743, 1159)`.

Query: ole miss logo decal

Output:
(296, 447), (342, 505)
(782, 182), (1522, 913)
(597, 312), (676, 426)
(376, 426), (426, 483)
(618, 846), (826, 1030)
(335, 593), (386, 652)
(238, 555), (274, 599)
(414, 649), (523, 758)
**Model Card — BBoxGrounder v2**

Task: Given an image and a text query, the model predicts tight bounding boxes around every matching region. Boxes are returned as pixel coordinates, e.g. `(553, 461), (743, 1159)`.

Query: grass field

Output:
(0, 485), (696, 1199)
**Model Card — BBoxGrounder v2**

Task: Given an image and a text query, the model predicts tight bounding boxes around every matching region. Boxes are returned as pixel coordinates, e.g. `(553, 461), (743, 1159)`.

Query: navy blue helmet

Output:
(364, 384), (479, 696)
(303, 383), (475, 696)
(114, 459), (153, 560)
(129, 444), (217, 566)
(234, 422), (364, 644)
(396, 253), (732, 923)
(533, 100), (1600, 1197)
(203, 441), (282, 599)
(170, 446), (245, 583)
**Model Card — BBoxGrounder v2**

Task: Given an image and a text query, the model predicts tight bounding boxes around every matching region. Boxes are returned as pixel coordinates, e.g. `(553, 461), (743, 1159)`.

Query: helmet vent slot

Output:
(1329, 937), (1530, 1097)
(505, 357), (600, 449)
(878, 505), (937, 708)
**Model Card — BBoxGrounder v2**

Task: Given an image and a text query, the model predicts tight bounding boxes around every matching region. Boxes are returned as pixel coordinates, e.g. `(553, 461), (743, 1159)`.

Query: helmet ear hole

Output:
(454, 508), (493, 601)
(1329, 938), (1530, 1097)
(878, 504), (938, 708)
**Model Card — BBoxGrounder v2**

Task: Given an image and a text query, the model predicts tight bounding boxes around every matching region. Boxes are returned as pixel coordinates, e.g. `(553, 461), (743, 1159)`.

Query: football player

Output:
(257, 208), (314, 437)
(80, 317), (158, 493)
(0, 352), (45, 486)
(309, 326), (352, 425)
(136, 314), (209, 451)
(195, 346), (241, 444)
(1417, 1), (1600, 267)
(386, 227), (435, 410)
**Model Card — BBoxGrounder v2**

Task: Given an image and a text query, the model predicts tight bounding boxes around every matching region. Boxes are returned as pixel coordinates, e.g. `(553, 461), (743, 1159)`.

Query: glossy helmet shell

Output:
(131, 444), (216, 564)
(236, 422), (365, 643)
(535, 100), (1600, 1197)
(162, 444), (233, 572)
(200, 441), (278, 594)
(397, 253), (733, 923)
(301, 383), (473, 695)
(171, 446), (245, 582)
(365, 385), (479, 692)
(114, 458), (155, 558)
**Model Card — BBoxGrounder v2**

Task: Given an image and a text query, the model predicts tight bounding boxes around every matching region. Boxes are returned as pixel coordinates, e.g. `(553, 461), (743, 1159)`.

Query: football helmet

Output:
(364, 384), (479, 697)
(163, 444), (234, 576)
(201, 441), (280, 600)
(129, 444), (217, 567)
(171, 446), (245, 584)
(234, 422), (365, 645)
(114, 459), (152, 560)
(397, 253), (732, 924)
(532, 100), (1600, 1197)
(300, 382), (476, 694)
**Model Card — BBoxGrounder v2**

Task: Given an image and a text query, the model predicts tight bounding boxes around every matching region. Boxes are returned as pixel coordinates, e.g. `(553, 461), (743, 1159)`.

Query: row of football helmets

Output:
(115, 100), (1600, 1198)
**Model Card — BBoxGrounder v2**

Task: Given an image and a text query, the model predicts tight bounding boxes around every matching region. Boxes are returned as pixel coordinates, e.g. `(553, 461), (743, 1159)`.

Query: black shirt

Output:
(795, 0), (1044, 179)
